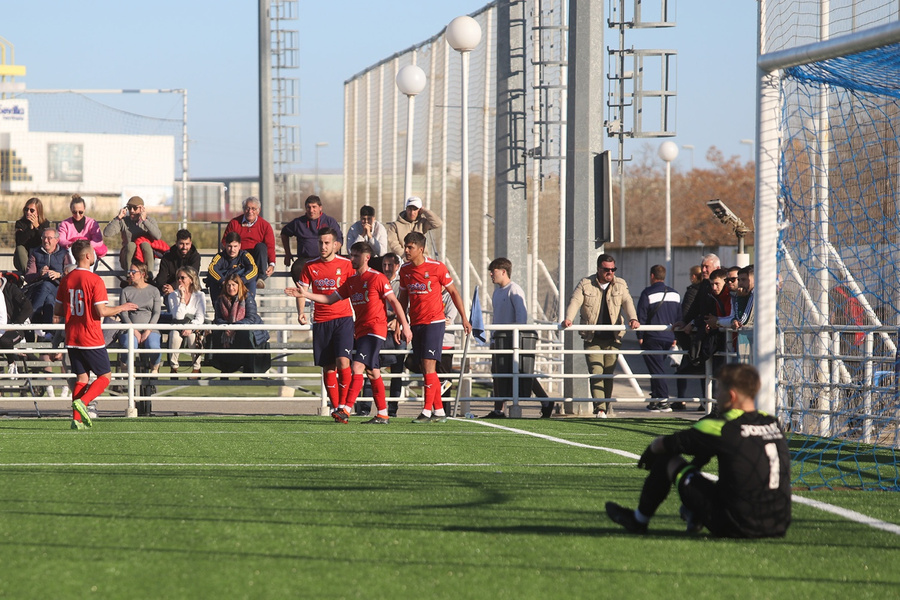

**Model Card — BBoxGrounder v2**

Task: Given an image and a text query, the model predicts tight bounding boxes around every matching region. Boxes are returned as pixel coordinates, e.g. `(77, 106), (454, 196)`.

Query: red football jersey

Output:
(336, 268), (393, 339)
(299, 256), (353, 322)
(55, 268), (109, 349)
(399, 258), (454, 325)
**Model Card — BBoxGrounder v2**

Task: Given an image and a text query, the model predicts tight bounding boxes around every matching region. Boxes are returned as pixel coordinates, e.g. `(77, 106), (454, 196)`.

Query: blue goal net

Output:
(777, 43), (900, 490)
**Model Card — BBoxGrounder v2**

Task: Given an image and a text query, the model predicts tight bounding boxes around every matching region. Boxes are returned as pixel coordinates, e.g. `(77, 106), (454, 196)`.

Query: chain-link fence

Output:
(343, 0), (569, 320)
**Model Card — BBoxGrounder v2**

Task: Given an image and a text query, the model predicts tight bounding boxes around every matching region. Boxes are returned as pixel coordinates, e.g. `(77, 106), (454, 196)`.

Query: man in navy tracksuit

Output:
(637, 265), (682, 412)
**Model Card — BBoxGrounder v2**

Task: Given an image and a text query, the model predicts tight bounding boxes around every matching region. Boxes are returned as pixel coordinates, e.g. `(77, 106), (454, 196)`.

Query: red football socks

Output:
(346, 374), (365, 409)
(324, 370), (339, 408)
(371, 376), (386, 412)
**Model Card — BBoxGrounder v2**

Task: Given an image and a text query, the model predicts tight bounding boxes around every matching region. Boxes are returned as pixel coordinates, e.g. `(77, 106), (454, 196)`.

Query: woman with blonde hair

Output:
(58, 194), (108, 266)
(14, 197), (50, 273)
(166, 266), (206, 373)
(210, 273), (269, 372)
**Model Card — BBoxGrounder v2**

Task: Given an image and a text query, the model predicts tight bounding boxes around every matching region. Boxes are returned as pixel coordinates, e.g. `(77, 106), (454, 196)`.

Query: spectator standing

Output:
(605, 364), (791, 538)
(166, 266), (206, 374)
(294, 241), (412, 424)
(673, 265), (703, 408)
(484, 257), (551, 419)
(345, 205), (388, 257)
(222, 196), (276, 288)
(280, 195), (343, 284)
(385, 197), (443, 256)
(290, 227), (354, 413)
(561, 253), (639, 418)
(103, 196), (162, 272)
(206, 232), (259, 304)
(676, 254), (721, 408)
(156, 229), (202, 296)
(118, 261), (163, 374)
(53, 240), (137, 430)
(211, 274), (270, 373)
(378, 252), (406, 417)
(718, 265), (754, 363)
(14, 197), (51, 273)
(397, 231), (471, 423)
(58, 194), (108, 266)
(636, 265), (682, 413)
(24, 228), (71, 330)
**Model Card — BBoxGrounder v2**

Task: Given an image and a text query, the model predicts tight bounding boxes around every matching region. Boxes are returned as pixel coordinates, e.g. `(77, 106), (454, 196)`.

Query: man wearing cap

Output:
(222, 196), (277, 289)
(281, 195), (343, 284)
(103, 196), (162, 272)
(385, 196), (443, 256)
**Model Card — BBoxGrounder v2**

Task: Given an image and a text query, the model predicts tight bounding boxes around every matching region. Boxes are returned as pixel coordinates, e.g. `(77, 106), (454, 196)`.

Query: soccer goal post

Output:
(756, 1), (900, 489)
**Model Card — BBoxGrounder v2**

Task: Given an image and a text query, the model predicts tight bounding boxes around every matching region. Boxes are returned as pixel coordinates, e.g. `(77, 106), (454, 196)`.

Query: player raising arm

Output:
(54, 240), (138, 430)
(289, 242), (411, 424)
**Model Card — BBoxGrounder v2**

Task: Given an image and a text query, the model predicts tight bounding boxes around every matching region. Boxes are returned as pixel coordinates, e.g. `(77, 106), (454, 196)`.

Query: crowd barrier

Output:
(0, 321), (721, 418)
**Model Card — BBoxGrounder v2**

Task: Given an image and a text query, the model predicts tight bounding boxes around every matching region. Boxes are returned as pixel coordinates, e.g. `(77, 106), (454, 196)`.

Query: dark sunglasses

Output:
(725, 277), (738, 283)
(600, 267), (617, 273)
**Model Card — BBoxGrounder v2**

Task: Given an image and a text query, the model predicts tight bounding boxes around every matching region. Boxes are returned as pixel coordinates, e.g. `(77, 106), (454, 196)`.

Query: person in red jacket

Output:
(221, 197), (276, 289)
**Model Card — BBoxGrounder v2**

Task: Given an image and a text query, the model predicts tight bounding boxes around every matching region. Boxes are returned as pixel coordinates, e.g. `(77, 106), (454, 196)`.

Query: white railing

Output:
(1, 321), (721, 417)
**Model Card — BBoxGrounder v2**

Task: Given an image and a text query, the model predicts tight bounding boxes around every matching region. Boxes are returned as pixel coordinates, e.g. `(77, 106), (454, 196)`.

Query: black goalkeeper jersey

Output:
(662, 409), (792, 538)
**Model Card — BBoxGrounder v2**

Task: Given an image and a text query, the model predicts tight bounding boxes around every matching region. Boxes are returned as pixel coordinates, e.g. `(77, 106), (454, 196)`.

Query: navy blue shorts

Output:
(312, 317), (355, 367)
(68, 347), (111, 377)
(411, 322), (444, 364)
(353, 334), (384, 370)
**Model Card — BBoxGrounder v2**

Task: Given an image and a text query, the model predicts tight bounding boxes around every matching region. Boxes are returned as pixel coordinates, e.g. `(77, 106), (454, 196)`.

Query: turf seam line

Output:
(451, 417), (900, 536)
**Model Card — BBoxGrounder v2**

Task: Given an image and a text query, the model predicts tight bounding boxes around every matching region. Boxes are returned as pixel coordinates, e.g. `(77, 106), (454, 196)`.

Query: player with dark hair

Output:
(54, 240), (138, 429)
(397, 231), (471, 423)
(291, 227), (354, 416)
(605, 363), (791, 537)
(290, 241), (412, 424)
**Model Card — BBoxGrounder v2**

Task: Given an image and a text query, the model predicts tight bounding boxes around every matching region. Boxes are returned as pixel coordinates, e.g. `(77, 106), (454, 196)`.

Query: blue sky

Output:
(2, 0), (757, 178)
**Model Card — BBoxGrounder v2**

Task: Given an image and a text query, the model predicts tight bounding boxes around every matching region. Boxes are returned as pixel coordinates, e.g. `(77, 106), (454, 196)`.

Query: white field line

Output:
(456, 418), (900, 536)
(0, 462), (633, 468)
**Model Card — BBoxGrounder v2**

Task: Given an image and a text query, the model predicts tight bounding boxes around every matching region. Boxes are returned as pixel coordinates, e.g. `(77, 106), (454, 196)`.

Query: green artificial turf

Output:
(0, 416), (898, 599)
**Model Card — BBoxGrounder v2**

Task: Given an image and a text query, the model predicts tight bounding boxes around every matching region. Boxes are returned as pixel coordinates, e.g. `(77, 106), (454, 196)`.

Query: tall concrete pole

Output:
(258, 0), (275, 225)
(495, 1), (528, 282)
(563, 0), (604, 412)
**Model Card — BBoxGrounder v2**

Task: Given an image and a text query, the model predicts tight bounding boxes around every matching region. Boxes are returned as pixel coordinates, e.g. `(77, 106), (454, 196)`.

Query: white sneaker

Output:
(47, 386), (56, 398)
(595, 410), (608, 419)
(60, 386), (70, 398)
(87, 401), (99, 420)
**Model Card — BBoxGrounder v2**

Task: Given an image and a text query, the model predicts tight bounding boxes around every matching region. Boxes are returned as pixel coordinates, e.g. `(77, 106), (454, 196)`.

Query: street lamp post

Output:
(396, 64), (427, 202)
(740, 138), (754, 163)
(314, 141), (328, 196)
(658, 141), (679, 280)
(681, 144), (695, 171)
(446, 15), (482, 313)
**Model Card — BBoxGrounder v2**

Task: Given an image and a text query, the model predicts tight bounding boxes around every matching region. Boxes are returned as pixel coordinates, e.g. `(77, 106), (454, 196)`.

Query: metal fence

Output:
(343, 0), (569, 321)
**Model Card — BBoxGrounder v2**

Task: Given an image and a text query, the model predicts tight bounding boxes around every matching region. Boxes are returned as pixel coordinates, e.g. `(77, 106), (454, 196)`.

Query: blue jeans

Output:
(118, 330), (162, 369)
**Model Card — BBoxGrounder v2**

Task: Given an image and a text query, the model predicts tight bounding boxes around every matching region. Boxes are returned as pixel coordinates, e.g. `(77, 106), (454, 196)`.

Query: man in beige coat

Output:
(561, 253), (639, 417)
(385, 197), (443, 256)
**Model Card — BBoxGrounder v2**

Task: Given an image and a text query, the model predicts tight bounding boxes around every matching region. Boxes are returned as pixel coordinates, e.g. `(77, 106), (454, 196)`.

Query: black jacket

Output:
(155, 246), (202, 293)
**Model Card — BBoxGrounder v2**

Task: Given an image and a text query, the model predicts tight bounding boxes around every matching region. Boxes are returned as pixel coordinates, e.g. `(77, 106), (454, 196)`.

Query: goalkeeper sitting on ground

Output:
(606, 363), (792, 538)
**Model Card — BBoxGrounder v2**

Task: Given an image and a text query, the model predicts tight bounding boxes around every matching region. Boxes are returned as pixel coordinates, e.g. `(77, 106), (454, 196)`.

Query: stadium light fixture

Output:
(707, 198), (752, 266)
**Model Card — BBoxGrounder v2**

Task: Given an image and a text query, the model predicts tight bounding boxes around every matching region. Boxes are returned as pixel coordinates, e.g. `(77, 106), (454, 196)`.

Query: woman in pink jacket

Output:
(57, 194), (108, 264)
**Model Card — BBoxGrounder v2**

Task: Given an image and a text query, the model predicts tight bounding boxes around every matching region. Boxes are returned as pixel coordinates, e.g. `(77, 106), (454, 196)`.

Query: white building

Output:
(0, 98), (174, 206)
